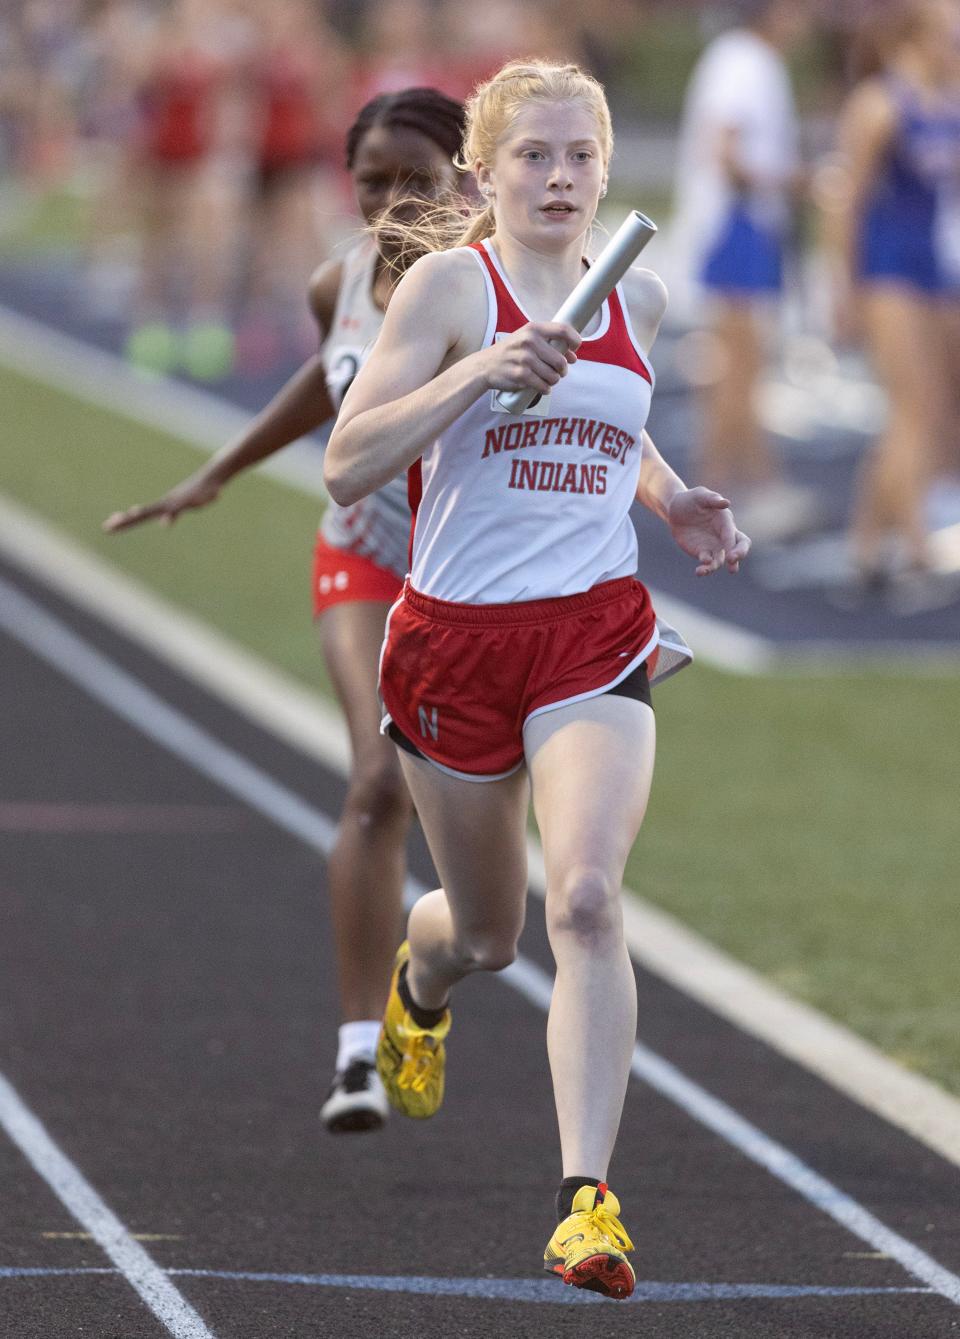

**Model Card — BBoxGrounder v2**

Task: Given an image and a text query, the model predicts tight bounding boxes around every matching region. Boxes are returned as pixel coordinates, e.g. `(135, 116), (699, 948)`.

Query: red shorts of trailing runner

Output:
(312, 535), (404, 617)
(379, 576), (660, 781)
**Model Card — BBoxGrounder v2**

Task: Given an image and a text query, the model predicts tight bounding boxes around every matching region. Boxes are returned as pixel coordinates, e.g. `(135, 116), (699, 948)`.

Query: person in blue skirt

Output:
(830, 0), (960, 589)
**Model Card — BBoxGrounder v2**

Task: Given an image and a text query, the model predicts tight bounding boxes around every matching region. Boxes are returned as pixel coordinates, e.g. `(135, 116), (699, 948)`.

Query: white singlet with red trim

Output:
(407, 239), (655, 603)
(320, 239), (410, 579)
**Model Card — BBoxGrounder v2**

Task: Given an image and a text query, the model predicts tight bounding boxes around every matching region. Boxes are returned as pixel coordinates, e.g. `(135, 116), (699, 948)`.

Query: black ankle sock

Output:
(397, 962), (448, 1029)
(556, 1176), (601, 1222)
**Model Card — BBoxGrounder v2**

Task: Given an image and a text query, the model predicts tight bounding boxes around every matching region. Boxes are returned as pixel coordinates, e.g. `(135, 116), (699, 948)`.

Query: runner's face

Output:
(479, 100), (607, 252)
(351, 125), (456, 227)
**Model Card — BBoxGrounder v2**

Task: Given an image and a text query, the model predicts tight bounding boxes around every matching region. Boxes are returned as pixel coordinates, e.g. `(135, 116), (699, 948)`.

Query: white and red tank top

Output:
(320, 239), (411, 578)
(407, 238), (655, 603)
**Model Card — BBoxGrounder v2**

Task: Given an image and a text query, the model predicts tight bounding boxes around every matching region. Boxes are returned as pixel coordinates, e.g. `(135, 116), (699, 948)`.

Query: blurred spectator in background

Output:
(123, 0), (246, 380)
(8, 0), (82, 186)
(826, 0), (960, 593)
(0, 12), (35, 199)
(354, 0), (450, 103)
(78, 0), (155, 319)
(0, 0), (609, 387)
(670, 0), (818, 543)
(0, 0), (89, 209)
(236, 0), (349, 374)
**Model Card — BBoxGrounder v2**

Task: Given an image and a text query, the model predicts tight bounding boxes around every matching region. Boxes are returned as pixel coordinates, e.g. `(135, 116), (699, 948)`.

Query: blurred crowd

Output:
(0, 0), (630, 376)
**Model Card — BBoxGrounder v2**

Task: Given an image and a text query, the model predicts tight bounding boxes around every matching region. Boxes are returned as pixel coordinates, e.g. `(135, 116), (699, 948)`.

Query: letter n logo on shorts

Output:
(417, 704), (439, 742)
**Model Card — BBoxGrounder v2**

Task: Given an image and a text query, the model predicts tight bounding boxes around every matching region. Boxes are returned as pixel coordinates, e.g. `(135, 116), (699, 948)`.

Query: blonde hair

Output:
(373, 59), (613, 271)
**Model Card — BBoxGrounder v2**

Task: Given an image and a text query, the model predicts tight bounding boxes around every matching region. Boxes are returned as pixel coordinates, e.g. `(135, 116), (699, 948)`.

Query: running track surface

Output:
(2, 554), (960, 1338)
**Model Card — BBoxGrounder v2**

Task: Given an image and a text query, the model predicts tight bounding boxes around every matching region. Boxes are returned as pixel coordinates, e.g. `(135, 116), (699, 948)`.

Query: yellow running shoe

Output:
(376, 942), (451, 1119)
(543, 1183), (636, 1300)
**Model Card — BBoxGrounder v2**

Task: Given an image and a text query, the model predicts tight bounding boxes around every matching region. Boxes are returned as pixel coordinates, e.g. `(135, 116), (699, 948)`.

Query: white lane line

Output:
(0, 303), (326, 497)
(3, 491), (959, 1172)
(2, 576), (960, 1308)
(0, 1073), (217, 1338)
(0, 578), (337, 854)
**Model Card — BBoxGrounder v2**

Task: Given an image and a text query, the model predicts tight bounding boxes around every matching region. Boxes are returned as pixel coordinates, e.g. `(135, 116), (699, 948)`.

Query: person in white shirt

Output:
(671, 0), (814, 541)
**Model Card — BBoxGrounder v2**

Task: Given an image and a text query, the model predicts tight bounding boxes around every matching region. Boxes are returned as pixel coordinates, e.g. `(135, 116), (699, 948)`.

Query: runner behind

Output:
(103, 87), (468, 1133)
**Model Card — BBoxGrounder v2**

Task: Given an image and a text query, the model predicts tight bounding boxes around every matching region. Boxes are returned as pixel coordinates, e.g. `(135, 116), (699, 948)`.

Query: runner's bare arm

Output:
(621, 267), (668, 354)
(627, 277), (749, 573)
(308, 257), (344, 340)
(636, 430), (686, 521)
(637, 430), (750, 576)
(325, 250), (578, 505)
(103, 265), (342, 532)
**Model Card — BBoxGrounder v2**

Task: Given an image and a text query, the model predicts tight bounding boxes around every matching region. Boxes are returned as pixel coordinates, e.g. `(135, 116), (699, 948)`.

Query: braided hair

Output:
(345, 88), (466, 171)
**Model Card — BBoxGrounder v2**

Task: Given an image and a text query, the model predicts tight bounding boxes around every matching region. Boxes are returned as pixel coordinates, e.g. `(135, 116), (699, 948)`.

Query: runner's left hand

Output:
(667, 488), (750, 576)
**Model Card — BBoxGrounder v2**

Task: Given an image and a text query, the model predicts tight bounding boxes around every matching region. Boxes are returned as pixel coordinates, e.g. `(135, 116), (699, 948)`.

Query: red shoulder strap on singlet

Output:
(602, 286), (652, 383)
(469, 241), (651, 382)
(469, 241), (526, 334)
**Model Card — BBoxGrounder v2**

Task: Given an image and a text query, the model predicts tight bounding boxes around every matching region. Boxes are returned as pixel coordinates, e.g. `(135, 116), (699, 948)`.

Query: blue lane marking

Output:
(0, 1267), (931, 1304)
(0, 1268), (116, 1277)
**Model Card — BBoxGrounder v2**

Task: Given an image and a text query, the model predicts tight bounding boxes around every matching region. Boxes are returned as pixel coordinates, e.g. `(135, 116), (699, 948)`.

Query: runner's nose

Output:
(546, 163), (573, 191)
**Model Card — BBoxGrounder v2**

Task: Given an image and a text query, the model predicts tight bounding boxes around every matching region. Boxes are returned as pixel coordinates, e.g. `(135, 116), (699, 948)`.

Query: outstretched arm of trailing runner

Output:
(103, 260), (343, 533)
(103, 357), (337, 532)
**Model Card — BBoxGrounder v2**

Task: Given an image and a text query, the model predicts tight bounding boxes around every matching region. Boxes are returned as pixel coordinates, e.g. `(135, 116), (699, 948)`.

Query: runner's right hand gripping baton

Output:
(495, 210), (658, 416)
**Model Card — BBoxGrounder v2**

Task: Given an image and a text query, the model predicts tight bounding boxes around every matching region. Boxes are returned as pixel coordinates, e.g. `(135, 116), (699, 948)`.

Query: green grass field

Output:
(3, 362), (959, 1095)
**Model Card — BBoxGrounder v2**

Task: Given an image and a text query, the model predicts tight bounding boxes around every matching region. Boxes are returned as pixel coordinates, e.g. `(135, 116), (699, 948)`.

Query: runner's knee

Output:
(344, 763), (411, 829)
(548, 867), (622, 945)
(455, 922), (523, 973)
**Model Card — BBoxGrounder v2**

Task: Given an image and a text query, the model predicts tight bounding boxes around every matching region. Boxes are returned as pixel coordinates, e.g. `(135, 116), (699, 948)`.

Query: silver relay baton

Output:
(495, 210), (657, 416)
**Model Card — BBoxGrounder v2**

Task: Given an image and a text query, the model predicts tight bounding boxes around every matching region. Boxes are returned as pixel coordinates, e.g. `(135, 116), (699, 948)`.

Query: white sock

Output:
(336, 1021), (381, 1072)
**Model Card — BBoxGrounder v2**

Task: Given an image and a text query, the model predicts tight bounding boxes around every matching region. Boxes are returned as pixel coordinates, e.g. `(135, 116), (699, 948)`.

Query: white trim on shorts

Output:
(651, 626), (694, 683)
(522, 627), (659, 732)
(389, 734), (526, 785)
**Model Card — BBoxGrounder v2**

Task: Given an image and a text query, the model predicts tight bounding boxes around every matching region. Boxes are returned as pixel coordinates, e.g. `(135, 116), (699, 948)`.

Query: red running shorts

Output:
(379, 576), (659, 780)
(312, 535), (404, 617)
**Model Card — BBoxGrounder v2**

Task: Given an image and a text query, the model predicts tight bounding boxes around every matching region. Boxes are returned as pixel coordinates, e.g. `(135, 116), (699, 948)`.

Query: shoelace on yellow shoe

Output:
(584, 1201), (634, 1254)
(396, 1030), (443, 1093)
